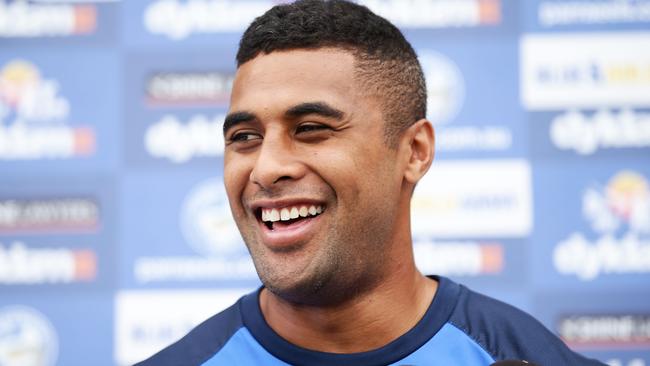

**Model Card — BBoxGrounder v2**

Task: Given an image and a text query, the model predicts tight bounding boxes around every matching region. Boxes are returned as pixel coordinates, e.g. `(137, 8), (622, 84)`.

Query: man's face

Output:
(224, 49), (407, 304)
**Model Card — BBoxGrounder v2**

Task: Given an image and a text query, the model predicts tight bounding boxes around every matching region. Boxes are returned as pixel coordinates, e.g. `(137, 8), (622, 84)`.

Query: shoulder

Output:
(447, 282), (605, 365)
(134, 294), (248, 366)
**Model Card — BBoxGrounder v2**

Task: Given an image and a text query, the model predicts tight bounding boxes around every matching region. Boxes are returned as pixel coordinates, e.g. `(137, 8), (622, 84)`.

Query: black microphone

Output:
(490, 361), (539, 366)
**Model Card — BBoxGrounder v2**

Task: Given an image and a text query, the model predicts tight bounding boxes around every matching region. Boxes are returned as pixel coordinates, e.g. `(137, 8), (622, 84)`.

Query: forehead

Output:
(229, 49), (362, 115)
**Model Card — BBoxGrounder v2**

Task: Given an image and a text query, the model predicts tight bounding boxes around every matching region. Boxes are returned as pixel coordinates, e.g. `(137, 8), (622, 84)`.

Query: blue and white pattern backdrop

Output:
(1, 1), (649, 365)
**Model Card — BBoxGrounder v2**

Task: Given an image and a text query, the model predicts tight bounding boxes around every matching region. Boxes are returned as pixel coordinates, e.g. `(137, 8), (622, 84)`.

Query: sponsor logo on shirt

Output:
(133, 178), (255, 284)
(550, 108), (650, 155)
(0, 1), (96, 38)
(0, 306), (58, 366)
(414, 240), (503, 276)
(145, 71), (234, 108)
(538, 0), (650, 28)
(0, 241), (97, 285)
(521, 33), (650, 110)
(361, 0), (501, 28)
(144, 114), (225, 163)
(0, 198), (99, 234)
(558, 314), (650, 350)
(553, 171), (650, 280)
(412, 160), (532, 238)
(0, 60), (95, 160)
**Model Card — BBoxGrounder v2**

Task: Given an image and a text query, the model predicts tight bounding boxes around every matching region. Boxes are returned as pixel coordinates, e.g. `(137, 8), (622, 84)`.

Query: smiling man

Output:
(136, 1), (604, 365)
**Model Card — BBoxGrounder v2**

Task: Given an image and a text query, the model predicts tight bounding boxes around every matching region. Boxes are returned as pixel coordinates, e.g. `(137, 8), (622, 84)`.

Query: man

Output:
(137, 1), (604, 365)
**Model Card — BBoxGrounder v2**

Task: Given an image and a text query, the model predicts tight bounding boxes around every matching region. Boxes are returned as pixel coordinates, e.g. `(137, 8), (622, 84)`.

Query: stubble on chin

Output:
(250, 237), (384, 308)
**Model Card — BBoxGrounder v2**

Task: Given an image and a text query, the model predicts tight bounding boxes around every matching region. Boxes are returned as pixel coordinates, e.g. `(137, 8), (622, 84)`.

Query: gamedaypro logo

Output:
(419, 51), (465, 127)
(180, 178), (244, 257)
(554, 171), (650, 280)
(0, 306), (58, 366)
(0, 59), (95, 160)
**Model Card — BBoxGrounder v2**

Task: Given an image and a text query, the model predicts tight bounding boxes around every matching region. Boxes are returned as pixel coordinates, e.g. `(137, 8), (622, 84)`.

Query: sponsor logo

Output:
(115, 289), (250, 365)
(521, 33), (650, 110)
(418, 51), (512, 152)
(0, 2), (96, 38)
(419, 51), (464, 127)
(144, 114), (225, 163)
(145, 71), (234, 107)
(550, 108), (650, 155)
(144, 0), (273, 40)
(180, 178), (242, 257)
(0, 60), (95, 160)
(411, 160), (532, 238)
(414, 240), (503, 276)
(0, 198), (99, 234)
(538, 0), (650, 28)
(554, 171), (650, 280)
(558, 314), (650, 350)
(0, 306), (58, 366)
(134, 178), (255, 284)
(0, 241), (97, 285)
(360, 0), (500, 28)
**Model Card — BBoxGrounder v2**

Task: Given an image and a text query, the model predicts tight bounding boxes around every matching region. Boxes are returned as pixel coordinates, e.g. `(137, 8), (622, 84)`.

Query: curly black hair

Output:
(236, 0), (427, 145)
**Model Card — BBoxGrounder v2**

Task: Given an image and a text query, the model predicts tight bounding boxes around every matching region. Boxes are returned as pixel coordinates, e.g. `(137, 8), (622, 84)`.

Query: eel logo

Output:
(180, 178), (243, 257)
(0, 306), (58, 366)
(419, 51), (464, 127)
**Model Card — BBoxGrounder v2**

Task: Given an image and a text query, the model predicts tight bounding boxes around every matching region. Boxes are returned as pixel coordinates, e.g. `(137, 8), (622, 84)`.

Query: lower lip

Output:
(258, 213), (323, 250)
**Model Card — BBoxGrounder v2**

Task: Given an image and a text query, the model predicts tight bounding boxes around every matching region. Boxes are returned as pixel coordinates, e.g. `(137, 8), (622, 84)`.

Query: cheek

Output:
(223, 157), (249, 210)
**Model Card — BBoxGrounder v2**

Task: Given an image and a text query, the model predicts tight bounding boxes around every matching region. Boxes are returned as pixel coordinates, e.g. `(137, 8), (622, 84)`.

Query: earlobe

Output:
(403, 119), (434, 184)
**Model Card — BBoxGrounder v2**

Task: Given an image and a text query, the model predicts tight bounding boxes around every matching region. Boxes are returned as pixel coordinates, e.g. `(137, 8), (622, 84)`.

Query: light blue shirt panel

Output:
(201, 327), (290, 366)
(202, 323), (494, 366)
(391, 323), (495, 365)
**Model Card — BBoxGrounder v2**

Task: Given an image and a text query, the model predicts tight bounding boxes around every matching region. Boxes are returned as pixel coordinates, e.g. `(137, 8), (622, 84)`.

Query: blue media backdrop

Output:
(1, 1), (649, 365)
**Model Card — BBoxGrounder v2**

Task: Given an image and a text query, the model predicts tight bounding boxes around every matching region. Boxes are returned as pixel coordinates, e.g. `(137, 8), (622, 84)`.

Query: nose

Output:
(249, 132), (306, 189)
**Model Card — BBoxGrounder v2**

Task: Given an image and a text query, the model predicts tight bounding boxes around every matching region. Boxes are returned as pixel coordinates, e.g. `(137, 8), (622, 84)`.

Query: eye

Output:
(296, 123), (330, 134)
(228, 131), (262, 143)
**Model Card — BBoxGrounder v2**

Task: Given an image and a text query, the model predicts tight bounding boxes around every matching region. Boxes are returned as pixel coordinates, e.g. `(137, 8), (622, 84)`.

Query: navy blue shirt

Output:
(136, 276), (604, 365)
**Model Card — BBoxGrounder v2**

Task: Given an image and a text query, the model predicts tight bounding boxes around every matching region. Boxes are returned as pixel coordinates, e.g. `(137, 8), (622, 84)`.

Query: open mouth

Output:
(256, 204), (325, 231)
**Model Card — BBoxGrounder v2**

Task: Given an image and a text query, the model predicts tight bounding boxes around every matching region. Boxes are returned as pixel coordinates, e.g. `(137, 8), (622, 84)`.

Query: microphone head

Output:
(490, 361), (539, 366)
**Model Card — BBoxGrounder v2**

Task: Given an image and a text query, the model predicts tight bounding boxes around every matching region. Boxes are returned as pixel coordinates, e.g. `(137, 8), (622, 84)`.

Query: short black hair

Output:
(236, 0), (427, 145)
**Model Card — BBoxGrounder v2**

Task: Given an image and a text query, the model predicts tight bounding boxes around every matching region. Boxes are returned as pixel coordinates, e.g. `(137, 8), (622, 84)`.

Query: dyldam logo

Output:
(550, 109), (650, 155)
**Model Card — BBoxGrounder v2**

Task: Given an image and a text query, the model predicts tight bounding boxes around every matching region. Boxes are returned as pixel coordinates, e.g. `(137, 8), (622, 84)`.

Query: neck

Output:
(259, 256), (437, 353)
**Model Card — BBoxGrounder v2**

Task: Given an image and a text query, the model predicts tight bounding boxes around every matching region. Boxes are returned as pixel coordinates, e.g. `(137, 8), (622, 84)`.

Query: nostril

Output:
(273, 176), (292, 184)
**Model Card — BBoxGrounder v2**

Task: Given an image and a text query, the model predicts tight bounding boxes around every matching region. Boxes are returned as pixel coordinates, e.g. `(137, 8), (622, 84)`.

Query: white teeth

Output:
(270, 209), (280, 222)
(290, 207), (299, 219)
(261, 205), (324, 222)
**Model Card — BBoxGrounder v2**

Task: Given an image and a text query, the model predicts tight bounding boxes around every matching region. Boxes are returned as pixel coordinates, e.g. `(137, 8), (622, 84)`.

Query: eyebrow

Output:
(223, 102), (345, 135)
(223, 111), (256, 135)
(284, 102), (344, 120)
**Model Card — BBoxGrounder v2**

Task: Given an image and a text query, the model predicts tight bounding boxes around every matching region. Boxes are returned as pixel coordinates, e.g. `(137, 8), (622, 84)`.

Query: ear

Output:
(402, 119), (434, 185)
